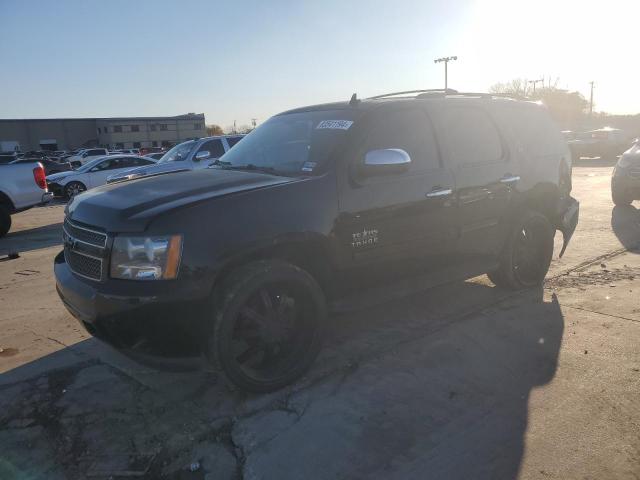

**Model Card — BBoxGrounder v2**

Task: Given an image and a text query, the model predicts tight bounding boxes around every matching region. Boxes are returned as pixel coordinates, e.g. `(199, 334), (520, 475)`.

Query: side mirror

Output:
(362, 149), (411, 176)
(194, 151), (210, 161)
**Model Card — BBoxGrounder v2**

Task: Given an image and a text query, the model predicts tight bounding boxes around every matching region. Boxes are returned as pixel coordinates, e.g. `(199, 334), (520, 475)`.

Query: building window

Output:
(131, 125), (140, 132)
(194, 123), (202, 130)
(113, 125), (123, 133)
(160, 124), (168, 131)
(150, 124), (157, 131)
(97, 127), (101, 134)
(152, 141), (158, 147)
(103, 126), (108, 133)
(133, 142), (141, 148)
(115, 142), (124, 149)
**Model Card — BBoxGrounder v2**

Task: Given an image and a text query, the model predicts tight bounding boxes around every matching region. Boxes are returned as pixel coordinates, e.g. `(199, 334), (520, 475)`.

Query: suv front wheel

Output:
(208, 260), (326, 392)
(488, 211), (554, 290)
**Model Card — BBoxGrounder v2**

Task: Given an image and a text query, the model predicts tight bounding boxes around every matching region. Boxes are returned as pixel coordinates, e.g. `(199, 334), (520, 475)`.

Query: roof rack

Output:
(366, 89), (525, 101)
(367, 89), (458, 100)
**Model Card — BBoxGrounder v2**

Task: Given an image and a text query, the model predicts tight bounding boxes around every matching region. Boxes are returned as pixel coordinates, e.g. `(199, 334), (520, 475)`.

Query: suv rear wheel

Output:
(0, 205), (11, 238)
(488, 211), (554, 290)
(208, 260), (326, 392)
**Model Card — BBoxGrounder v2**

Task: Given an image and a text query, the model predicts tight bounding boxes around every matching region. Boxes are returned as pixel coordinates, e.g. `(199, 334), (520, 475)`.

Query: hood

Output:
(107, 162), (189, 184)
(67, 168), (298, 232)
(47, 170), (77, 182)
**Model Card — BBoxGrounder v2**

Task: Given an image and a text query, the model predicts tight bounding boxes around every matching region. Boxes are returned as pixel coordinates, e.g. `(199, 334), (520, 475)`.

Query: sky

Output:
(1, 0), (639, 129)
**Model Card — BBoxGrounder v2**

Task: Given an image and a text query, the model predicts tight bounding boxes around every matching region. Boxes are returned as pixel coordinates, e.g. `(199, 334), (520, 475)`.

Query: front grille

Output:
(63, 219), (107, 247)
(66, 249), (103, 280)
(63, 218), (107, 281)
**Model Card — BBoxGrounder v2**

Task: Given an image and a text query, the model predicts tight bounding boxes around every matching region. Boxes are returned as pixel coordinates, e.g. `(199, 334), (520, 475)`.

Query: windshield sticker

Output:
(316, 120), (353, 130)
(301, 161), (317, 172)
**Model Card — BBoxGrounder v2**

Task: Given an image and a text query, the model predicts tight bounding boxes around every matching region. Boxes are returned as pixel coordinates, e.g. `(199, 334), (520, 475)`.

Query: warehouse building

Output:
(0, 113), (206, 151)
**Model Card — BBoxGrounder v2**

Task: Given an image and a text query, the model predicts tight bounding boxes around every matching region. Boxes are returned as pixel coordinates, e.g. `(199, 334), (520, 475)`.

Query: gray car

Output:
(106, 135), (245, 184)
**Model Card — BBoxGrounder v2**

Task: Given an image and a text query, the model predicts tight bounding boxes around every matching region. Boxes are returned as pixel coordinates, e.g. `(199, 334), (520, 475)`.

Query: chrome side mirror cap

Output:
(363, 148), (411, 175)
(194, 151), (210, 161)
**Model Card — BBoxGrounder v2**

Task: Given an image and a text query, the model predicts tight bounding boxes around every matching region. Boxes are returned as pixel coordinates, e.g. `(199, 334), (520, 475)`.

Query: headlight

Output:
(110, 235), (182, 280)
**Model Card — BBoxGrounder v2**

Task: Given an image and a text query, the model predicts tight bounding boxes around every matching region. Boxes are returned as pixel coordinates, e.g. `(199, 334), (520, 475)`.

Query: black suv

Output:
(55, 90), (579, 392)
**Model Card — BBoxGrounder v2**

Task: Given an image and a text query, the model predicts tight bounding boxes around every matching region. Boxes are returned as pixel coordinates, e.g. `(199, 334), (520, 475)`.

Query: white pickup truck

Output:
(0, 162), (53, 237)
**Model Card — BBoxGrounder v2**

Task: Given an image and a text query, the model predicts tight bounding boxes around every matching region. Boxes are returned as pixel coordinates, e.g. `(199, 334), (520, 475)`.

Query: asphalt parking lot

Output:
(1, 164), (639, 479)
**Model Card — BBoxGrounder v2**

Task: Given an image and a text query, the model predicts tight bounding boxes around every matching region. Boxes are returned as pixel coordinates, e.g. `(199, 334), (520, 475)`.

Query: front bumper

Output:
(556, 196), (579, 258)
(613, 166), (640, 198)
(46, 182), (65, 197)
(54, 250), (207, 361)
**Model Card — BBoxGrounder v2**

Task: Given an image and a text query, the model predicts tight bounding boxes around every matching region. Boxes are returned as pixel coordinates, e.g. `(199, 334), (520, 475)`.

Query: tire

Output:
(488, 211), (554, 290)
(208, 260), (326, 393)
(611, 180), (631, 206)
(0, 205), (11, 238)
(64, 181), (86, 199)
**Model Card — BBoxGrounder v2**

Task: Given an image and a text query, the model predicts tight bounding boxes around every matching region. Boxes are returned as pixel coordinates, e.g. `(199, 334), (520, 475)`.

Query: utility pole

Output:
(434, 56), (457, 90)
(528, 78), (544, 94)
(251, 118), (257, 129)
(589, 81), (595, 117)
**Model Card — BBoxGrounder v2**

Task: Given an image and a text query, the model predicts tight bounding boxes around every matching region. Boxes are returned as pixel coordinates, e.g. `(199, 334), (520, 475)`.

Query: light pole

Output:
(528, 78), (544, 94)
(434, 56), (457, 90)
(589, 81), (595, 117)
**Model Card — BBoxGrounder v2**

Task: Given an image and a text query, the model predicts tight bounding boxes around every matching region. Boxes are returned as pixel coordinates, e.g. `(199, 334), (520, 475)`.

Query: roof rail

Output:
(367, 89), (458, 100)
(448, 92), (526, 100)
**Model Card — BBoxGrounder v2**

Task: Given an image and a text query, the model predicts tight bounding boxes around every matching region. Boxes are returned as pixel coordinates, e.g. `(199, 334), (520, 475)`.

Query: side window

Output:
(442, 107), (504, 166)
(360, 109), (440, 174)
(91, 159), (114, 171)
(134, 157), (154, 166)
(198, 139), (225, 158)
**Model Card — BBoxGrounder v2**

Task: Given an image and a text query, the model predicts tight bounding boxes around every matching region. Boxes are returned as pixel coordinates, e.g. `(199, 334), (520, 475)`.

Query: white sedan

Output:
(46, 155), (157, 198)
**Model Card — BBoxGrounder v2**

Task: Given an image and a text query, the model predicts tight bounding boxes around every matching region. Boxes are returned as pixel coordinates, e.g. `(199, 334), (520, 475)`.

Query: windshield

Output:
(158, 141), (196, 163)
(213, 110), (356, 176)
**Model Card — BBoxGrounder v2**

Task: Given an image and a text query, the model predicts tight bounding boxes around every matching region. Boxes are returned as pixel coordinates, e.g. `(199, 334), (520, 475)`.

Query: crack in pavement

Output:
(561, 304), (640, 325)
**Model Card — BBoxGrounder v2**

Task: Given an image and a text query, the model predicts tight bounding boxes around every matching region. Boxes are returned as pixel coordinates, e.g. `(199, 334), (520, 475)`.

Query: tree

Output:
(206, 124), (224, 136)
(489, 79), (589, 128)
(489, 78), (528, 98)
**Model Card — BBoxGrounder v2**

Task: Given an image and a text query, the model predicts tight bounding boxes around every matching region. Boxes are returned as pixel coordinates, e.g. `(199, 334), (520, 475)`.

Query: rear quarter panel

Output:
(0, 163), (43, 211)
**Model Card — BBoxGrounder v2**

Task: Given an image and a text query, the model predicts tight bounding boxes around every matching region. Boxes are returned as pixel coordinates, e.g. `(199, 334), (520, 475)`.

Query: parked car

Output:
(46, 155), (156, 198)
(54, 90), (579, 392)
(67, 148), (109, 165)
(11, 157), (73, 176)
(139, 147), (163, 156)
(611, 139), (640, 205)
(106, 135), (245, 184)
(0, 161), (52, 237)
(568, 127), (630, 161)
(0, 151), (19, 164)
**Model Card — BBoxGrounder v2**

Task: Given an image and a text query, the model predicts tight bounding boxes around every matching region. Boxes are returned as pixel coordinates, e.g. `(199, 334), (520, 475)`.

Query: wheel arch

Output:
(209, 235), (333, 302)
(0, 191), (16, 212)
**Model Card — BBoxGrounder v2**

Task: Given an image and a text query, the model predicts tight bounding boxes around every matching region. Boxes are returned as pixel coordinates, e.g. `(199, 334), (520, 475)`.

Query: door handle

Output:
(426, 187), (453, 198)
(500, 175), (520, 184)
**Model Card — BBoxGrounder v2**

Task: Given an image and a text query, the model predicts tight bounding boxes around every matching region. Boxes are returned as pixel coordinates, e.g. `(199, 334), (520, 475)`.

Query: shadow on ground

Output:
(0, 222), (63, 255)
(0, 280), (564, 479)
(611, 204), (640, 252)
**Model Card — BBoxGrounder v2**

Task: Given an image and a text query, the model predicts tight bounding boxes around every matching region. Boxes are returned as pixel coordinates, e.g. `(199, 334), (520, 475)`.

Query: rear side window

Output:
(198, 139), (225, 158)
(442, 107), (503, 166)
(506, 107), (563, 157)
(227, 136), (243, 148)
(360, 108), (440, 173)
